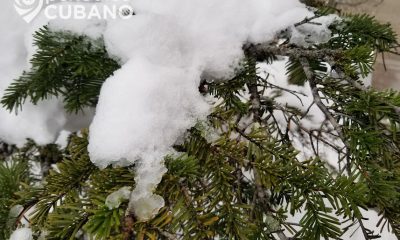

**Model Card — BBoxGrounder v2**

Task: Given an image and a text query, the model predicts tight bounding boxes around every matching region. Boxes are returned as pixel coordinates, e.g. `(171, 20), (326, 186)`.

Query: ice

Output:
(128, 160), (166, 221)
(105, 186), (132, 209)
(55, 130), (71, 149)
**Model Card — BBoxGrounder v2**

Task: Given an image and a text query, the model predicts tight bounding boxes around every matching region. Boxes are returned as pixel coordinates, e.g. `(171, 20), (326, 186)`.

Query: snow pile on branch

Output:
(87, 0), (311, 220)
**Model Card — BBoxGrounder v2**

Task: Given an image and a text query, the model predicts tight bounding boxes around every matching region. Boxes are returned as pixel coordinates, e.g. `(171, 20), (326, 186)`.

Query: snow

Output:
(342, 208), (397, 240)
(7, 205), (24, 227)
(48, 17), (106, 40)
(124, 0), (311, 79)
(88, 59), (209, 168)
(9, 228), (33, 240)
(88, 59), (207, 218)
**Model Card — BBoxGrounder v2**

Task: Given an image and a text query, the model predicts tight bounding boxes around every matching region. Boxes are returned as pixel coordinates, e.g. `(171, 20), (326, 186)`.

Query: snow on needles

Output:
(88, 0), (310, 219)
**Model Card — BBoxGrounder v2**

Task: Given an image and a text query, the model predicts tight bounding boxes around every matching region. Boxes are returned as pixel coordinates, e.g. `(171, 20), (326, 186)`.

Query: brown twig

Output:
(299, 57), (352, 174)
(122, 215), (135, 240)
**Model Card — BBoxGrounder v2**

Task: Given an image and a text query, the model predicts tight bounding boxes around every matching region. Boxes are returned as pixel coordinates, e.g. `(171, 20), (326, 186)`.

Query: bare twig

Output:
(301, 58), (345, 140)
(122, 215), (135, 240)
(300, 57), (352, 173)
(294, 15), (323, 27)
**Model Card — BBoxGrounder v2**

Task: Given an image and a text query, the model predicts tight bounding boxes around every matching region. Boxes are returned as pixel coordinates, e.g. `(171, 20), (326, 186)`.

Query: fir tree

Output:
(1, 1), (400, 240)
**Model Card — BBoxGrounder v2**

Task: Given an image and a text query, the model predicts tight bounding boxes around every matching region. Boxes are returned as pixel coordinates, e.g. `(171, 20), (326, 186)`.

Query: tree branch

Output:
(244, 44), (343, 62)
(299, 57), (352, 173)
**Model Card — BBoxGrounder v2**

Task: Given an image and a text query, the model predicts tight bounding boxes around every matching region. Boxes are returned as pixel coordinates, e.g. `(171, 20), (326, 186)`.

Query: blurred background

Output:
(336, 0), (400, 89)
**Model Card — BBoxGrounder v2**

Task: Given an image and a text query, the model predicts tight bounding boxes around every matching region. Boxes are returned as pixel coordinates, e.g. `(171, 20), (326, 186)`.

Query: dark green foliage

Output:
(45, 200), (89, 239)
(207, 60), (255, 114)
(1, 26), (120, 113)
(0, 160), (29, 240)
(84, 205), (125, 239)
(341, 45), (375, 78)
(285, 58), (326, 85)
(286, 58), (309, 85)
(8, 132), (136, 240)
(26, 131), (96, 228)
(328, 14), (398, 52)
